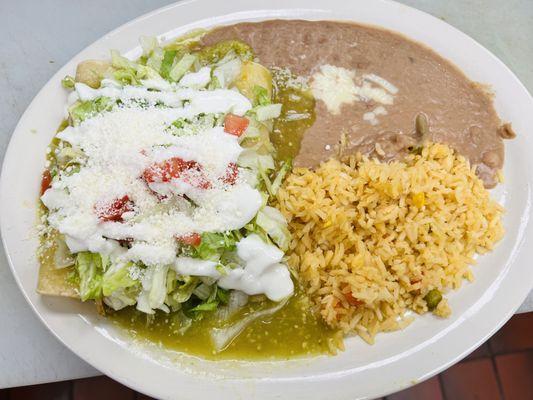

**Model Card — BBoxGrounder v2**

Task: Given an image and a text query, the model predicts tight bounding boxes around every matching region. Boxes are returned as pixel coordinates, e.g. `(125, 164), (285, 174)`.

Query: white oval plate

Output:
(2, 1), (533, 399)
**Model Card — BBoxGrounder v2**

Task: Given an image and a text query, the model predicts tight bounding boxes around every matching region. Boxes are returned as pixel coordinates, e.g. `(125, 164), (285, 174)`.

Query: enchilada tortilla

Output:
(37, 261), (78, 298)
(37, 219), (78, 298)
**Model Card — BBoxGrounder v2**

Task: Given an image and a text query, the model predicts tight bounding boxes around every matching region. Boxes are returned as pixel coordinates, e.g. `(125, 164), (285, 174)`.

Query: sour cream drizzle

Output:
(74, 80), (251, 116)
(42, 84), (259, 266)
(173, 234), (294, 301)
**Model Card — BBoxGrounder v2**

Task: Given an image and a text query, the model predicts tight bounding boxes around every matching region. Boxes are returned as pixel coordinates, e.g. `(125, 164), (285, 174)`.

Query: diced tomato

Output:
(190, 174), (211, 190)
(176, 233), (202, 247)
(40, 169), (52, 195)
(345, 292), (364, 307)
(223, 114), (249, 137)
(153, 192), (168, 202)
(143, 157), (211, 189)
(221, 162), (239, 185)
(143, 157), (192, 183)
(96, 195), (134, 222)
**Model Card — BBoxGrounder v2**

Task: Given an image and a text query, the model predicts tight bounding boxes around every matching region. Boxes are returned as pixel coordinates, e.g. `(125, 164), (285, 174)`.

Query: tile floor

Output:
(3, 312), (532, 400)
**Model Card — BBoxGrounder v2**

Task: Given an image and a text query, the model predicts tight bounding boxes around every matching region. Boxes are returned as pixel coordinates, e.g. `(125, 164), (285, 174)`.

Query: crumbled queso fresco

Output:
(310, 64), (398, 123)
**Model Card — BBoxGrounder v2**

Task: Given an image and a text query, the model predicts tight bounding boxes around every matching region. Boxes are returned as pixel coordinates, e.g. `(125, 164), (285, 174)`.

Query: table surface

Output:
(0, 0), (532, 390)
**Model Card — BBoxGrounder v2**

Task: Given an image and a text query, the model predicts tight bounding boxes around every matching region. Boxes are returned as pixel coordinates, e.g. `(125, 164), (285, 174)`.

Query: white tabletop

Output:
(0, 0), (531, 389)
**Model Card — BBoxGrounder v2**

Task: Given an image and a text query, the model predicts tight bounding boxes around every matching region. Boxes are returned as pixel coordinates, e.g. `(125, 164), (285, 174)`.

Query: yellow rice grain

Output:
(277, 143), (504, 344)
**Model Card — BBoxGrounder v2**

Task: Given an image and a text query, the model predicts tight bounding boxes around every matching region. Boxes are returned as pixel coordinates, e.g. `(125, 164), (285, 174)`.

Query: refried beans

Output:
(202, 20), (513, 187)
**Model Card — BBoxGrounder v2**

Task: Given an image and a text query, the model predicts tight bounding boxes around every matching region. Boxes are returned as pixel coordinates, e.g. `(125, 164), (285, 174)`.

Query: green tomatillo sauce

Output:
(110, 289), (338, 360)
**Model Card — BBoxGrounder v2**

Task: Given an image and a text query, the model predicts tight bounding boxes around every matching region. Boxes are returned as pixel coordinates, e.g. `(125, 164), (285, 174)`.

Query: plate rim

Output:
(1, 0), (533, 399)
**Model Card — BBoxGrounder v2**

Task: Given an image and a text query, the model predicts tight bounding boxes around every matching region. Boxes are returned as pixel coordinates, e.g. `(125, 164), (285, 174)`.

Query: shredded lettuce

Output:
(170, 114), (218, 136)
(165, 269), (177, 294)
(146, 46), (164, 73)
(140, 36), (158, 56)
(256, 206), (291, 251)
(238, 150), (275, 171)
(69, 97), (114, 125)
(103, 287), (138, 311)
(236, 148), (279, 194)
(96, 263), (141, 310)
(109, 48), (164, 85)
(166, 276), (200, 309)
(193, 231), (240, 261)
(159, 50), (177, 80)
(136, 65), (163, 81)
(110, 49), (141, 85)
(258, 163), (273, 195)
(61, 75), (76, 90)
(110, 49), (137, 71)
(75, 252), (106, 301)
(149, 265), (170, 310)
(113, 69), (139, 86)
(243, 223), (272, 247)
(189, 285), (228, 315)
(271, 159), (292, 195)
(190, 300), (218, 312)
(239, 124), (261, 140)
(102, 262), (138, 296)
(169, 53), (197, 82)
(253, 85), (271, 106)
(135, 264), (170, 314)
(254, 103), (282, 121)
(217, 287), (230, 304)
(55, 146), (85, 168)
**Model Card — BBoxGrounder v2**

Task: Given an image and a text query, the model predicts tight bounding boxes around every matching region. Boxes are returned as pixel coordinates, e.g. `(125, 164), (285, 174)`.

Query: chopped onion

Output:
(255, 104), (282, 121)
(215, 290), (249, 321)
(228, 290), (249, 311)
(210, 298), (287, 353)
(213, 58), (242, 88)
(53, 237), (75, 269)
(193, 282), (212, 300)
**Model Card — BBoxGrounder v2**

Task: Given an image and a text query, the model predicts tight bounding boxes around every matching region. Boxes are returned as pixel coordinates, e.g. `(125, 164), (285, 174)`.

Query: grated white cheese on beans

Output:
(310, 64), (398, 115)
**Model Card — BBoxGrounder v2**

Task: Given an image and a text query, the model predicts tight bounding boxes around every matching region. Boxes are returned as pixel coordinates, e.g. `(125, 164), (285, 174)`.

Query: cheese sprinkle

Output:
(42, 85), (263, 267)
